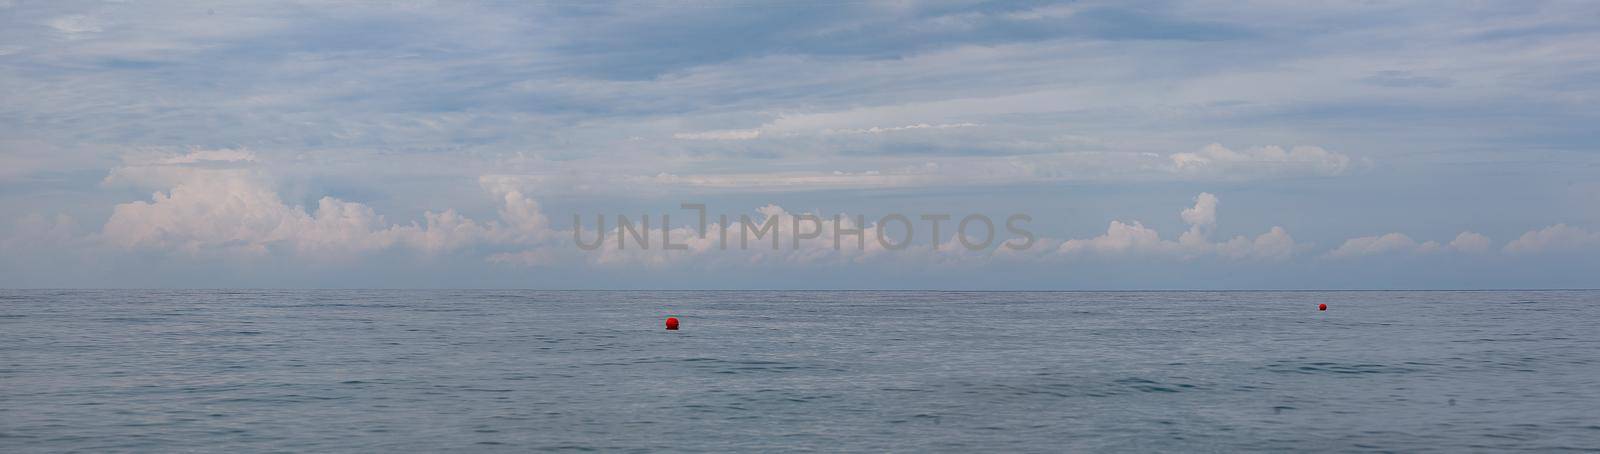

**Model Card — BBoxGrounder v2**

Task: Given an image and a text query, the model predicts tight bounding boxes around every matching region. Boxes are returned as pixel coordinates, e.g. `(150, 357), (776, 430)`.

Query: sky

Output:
(2, 0), (1598, 289)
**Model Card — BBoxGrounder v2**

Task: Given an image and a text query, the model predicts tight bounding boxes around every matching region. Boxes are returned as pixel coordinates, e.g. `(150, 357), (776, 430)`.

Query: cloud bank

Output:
(3, 1), (1598, 288)
(24, 152), (1582, 270)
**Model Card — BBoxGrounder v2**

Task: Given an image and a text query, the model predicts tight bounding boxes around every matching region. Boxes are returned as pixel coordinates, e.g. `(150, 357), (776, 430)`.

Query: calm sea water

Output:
(2, 290), (1598, 452)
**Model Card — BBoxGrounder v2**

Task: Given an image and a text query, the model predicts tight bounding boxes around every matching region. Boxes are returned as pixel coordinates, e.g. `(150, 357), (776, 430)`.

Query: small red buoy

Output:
(665, 317), (679, 330)
(1318, 303), (1328, 311)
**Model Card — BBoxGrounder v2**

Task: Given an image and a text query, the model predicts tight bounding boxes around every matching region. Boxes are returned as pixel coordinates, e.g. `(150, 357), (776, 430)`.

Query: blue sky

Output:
(2, 0), (1598, 289)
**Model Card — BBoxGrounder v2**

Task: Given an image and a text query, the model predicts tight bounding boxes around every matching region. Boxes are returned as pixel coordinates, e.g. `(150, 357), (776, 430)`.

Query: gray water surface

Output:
(2, 290), (1598, 452)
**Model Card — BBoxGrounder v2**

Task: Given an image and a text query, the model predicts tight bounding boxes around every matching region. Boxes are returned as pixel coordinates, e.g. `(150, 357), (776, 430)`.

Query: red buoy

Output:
(665, 317), (680, 330)
(1318, 303), (1328, 311)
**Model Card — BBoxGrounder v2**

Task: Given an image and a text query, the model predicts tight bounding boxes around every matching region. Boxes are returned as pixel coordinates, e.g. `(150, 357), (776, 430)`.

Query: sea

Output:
(2, 290), (1597, 452)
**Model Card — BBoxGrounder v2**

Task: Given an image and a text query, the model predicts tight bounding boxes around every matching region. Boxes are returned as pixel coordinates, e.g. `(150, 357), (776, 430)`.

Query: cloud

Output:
(1059, 220), (1176, 257)
(4, 0), (1598, 288)
(1504, 224), (1600, 254)
(97, 150), (550, 261)
(77, 153), (1027, 269)
(497, 143), (1360, 195)
(47, 15), (102, 35)
(1004, 4), (1078, 21)
(1057, 192), (1299, 261)
(143, 149), (257, 165)
(1170, 144), (1353, 177)
(12, 147), (1580, 281)
(1326, 233), (1439, 259)
(821, 123), (979, 135)
(1217, 226), (1296, 261)
(1180, 192), (1218, 229)
(1448, 231), (1492, 254)
(84, 151), (968, 269)
(1325, 231), (1491, 258)
(102, 148), (261, 189)
(1361, 70), (1455, 88)
(672, 129), (761, 140)
(648, 169), (931, 191)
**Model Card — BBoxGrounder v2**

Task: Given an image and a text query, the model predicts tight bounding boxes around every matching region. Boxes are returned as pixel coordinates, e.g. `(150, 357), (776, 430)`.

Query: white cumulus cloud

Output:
(1326, 233), (1438, 259)
(98, 150), (551, 260)
(1057, 192), (1299, 261)
(1448, 231), (1492, 254)
(1503, 224), (1600, 254)
(1325, 231), (1491, 259)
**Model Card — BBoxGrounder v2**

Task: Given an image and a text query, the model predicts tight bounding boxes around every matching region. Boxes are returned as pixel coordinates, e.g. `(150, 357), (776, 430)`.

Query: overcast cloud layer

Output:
(2, 0), (1598, 289)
